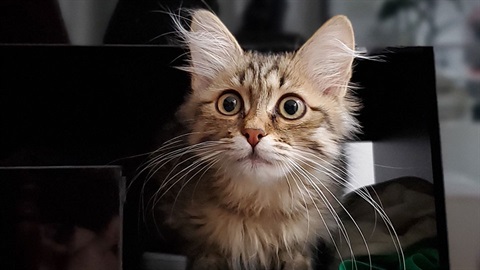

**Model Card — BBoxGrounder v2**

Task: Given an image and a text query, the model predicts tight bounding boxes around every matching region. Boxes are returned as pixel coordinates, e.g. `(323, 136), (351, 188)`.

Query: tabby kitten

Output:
(148, 10), (361, 270)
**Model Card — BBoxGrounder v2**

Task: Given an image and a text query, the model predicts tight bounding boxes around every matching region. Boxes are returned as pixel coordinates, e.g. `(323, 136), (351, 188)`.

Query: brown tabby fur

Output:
(147, 10), (360, 270)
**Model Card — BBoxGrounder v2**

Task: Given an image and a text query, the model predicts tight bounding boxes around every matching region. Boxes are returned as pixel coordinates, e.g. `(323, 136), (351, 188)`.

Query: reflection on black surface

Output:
(0, 167), (123, 270)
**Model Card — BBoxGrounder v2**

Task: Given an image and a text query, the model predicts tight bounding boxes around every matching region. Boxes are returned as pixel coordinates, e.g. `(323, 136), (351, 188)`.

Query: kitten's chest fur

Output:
(160, 168), (339, 268)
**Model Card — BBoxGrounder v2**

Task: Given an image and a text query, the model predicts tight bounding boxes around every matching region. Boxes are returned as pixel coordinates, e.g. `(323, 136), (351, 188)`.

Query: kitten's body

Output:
(148, 10), (360, 270)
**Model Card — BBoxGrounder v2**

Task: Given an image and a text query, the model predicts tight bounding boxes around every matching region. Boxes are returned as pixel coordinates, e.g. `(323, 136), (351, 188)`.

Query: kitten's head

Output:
(173, 10), (359, 182)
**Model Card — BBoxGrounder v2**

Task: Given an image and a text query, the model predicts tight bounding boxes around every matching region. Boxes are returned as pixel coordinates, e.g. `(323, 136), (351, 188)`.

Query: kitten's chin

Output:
(229, 155), (286, 182)
(237, 154), (272, 167)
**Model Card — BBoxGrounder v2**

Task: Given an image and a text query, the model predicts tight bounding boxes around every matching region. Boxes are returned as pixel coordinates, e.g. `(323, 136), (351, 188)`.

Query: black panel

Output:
(0, 45), (448, 269)
(0, 45), (188, 166)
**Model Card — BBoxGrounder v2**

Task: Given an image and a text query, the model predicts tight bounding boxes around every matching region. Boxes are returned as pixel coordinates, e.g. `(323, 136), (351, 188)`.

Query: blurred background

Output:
(1, 0), (478, 269)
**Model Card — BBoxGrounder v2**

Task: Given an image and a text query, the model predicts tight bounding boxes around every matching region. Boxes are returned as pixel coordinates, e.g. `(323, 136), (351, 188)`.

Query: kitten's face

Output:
(175, 11), (358, 182)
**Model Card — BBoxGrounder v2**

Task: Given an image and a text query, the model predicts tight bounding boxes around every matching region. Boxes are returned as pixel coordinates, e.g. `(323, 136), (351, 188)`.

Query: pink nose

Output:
(242, 128), (266, 147)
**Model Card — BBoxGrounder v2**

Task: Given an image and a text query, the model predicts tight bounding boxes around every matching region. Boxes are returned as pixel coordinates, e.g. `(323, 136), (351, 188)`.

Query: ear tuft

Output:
(295, 15), (357, 97)
(172, 10), (243, 91)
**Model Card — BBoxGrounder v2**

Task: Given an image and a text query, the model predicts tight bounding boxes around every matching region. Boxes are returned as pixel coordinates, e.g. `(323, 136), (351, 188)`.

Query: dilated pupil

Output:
(284, 100), (298, 115)
(223, 96), (237, 112)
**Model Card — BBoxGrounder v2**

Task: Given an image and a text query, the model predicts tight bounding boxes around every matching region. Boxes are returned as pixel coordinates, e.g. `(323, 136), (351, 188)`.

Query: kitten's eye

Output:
(278, 96), (306, 120)
(217, 91), (242, 116)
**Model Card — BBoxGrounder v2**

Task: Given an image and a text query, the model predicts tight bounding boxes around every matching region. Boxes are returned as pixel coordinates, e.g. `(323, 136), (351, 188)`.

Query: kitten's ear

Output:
(294, 15), (355, 97)
(176, 10), (243, 91)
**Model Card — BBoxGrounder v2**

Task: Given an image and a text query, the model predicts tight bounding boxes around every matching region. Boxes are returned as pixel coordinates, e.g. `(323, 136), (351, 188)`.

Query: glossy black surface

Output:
(0, 166), (123, 270)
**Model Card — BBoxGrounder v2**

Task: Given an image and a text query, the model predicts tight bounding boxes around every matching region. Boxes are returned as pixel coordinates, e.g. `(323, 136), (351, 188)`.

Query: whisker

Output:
(291, 148), (405, 268)
(277, 160), (306, 258)
(169, 155), (221, 216)
(156, 149), (222, 205)
(285, 158), (346, 264)
(286, 157), (353, 265)
(148, 146), (223, 209)
(289, 154), (369, 269)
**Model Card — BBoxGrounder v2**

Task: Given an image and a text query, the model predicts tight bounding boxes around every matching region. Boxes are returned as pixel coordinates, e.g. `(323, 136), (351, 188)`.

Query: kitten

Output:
(146, 9), (362, 270)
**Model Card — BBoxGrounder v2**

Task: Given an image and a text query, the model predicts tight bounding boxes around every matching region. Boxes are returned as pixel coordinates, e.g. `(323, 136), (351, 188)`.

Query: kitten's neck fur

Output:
(210, 162), (342, 217)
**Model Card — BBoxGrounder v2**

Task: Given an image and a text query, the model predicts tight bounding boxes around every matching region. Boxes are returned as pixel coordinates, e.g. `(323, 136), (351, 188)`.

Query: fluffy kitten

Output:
(147, 10), (361, 270)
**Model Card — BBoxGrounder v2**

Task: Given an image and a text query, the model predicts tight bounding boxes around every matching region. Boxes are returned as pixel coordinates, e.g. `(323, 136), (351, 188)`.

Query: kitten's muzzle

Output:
(242, 128), (266, 147)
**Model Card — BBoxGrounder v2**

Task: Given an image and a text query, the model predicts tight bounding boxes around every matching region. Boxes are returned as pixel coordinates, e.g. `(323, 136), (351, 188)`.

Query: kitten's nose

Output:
(242, 128), (266, 147)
